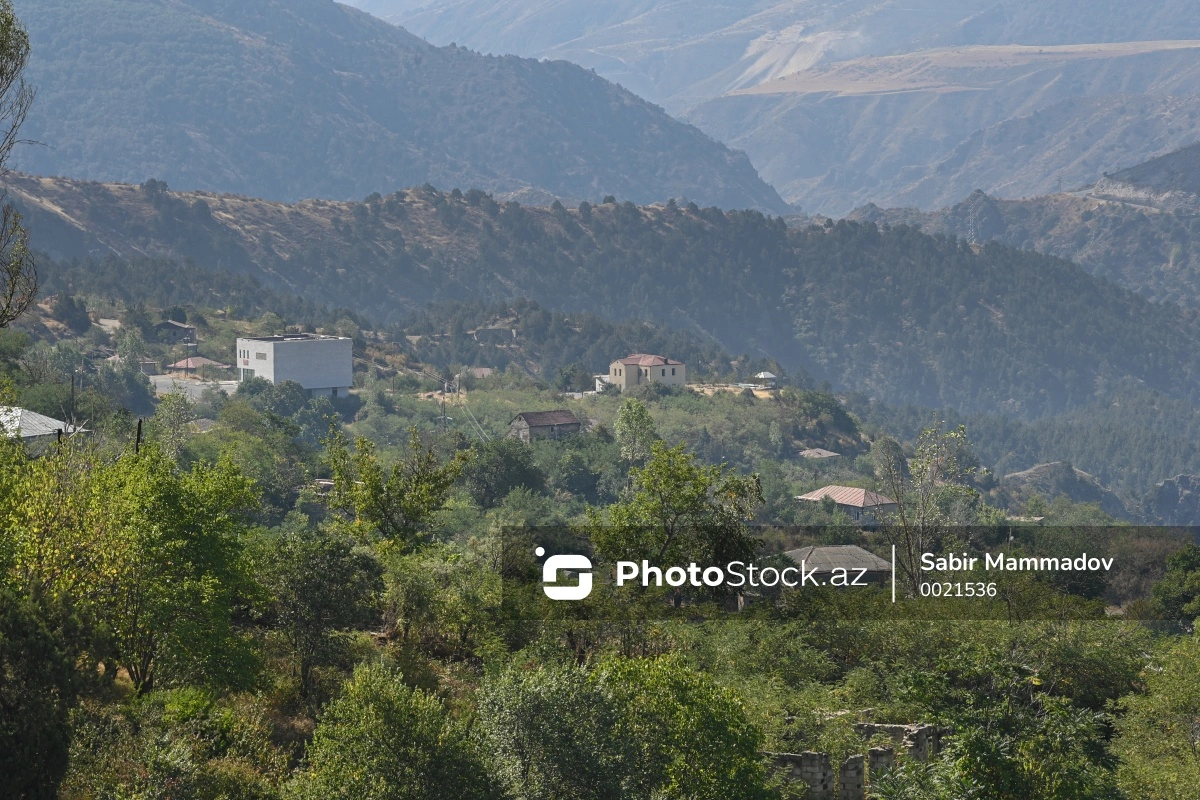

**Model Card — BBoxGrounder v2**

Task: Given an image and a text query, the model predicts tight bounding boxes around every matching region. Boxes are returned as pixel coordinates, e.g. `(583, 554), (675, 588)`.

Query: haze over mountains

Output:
(8, 0), (787, 212)
(348, 0), (1200, 214)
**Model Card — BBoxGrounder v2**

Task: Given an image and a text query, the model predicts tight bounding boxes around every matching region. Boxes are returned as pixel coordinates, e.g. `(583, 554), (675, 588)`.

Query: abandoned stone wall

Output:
(768, 722), (942, 798)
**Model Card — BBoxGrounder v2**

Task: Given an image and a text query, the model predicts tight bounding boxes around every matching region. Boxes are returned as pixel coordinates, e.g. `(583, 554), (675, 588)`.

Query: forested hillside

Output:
(7, 0), (786, 212)
(850, 184), (1200, 307)
(17, 174), (1200, 418)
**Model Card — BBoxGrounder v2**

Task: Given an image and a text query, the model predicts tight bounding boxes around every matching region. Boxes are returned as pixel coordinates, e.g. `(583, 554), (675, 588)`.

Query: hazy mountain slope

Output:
(1090, 141), (1200, 208)
(14, 173), (1200, 419)
(8, 0), (787, 212)
(345, 0), (1200, 214)
(690, 43), (1200, 213)
(345, 0), (1200, 111)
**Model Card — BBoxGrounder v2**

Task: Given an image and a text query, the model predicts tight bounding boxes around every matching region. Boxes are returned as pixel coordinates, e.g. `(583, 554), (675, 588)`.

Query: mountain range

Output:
(16, 173), (1200, 422)
(7, 0), (787, 212)
(346, 0), (1200, 214)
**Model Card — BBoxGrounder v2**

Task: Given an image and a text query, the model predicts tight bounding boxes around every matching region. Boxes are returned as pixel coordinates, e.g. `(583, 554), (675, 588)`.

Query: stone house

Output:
(608, 353), (685, 391)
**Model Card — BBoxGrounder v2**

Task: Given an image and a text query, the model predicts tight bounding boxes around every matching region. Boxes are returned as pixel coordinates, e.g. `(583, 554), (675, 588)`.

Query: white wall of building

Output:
(235, 335), (353, 396)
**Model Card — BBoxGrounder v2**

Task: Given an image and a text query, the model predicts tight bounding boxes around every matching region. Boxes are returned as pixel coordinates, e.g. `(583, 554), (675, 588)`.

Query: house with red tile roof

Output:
(608, 353), (685, 391)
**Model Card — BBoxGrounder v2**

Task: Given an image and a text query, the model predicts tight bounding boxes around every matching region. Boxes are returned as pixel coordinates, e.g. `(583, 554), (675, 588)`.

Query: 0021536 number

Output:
(919, 582), (998, 598)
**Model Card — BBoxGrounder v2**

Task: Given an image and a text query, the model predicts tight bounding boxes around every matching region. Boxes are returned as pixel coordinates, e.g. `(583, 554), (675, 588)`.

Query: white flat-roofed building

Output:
(235, 334), (353, 398)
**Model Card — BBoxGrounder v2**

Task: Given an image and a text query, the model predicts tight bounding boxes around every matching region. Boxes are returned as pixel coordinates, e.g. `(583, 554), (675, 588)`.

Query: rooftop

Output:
(239, 334), (350, 342)
(512, 410), (581, 427)
(169, 356), (230, 370)
(799, 448), (841, 459)
(0, 406), (85, 439)
(783, 545), (892, 573)
(796, 485), (896, 508)
(615, 353), (683, 367)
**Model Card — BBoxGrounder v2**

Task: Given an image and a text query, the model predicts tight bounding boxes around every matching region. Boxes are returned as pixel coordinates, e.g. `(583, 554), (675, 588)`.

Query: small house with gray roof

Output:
(783, 545), (892, 584)
(508, 410), (582, 442)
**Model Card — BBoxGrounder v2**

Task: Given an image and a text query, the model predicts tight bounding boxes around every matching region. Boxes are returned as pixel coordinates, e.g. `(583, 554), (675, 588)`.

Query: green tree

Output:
(0, 0), (34, 329)
(1113, 633), (1200, 799)
(147, 390), (196, 461)
(479, 664), (629, 800)
(875, 424), (979, 594)
(1150, 542), (1200, 628)
(591, 441), (762, 569)
(326, 428), (468, 550)
(0, 590), (78, 800)
(291, 662), (499, 800)
(463, 437), (545, 509)
(257, 527), (382, 699)
(116, 325), (148, 363)
(480, 656), (769, 800)
(5, 444), (259, 692)
(614, 397), (658, 465)
(599, 656), (768, 800)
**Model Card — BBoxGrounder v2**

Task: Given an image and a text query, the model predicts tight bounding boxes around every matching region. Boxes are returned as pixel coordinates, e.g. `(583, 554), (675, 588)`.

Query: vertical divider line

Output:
(892, 545), (896, 604)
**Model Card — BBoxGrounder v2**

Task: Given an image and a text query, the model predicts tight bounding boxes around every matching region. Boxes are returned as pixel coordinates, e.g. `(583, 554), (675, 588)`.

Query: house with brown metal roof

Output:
(608, 353), (686, 391)
(796, 485), (898, 524)
(154, 319), (196, 344)
(508, 410), (582, 442)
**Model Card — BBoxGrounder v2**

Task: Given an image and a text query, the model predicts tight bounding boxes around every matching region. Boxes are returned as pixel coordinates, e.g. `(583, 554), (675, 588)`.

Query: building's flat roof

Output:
(239, 334), (351, 342)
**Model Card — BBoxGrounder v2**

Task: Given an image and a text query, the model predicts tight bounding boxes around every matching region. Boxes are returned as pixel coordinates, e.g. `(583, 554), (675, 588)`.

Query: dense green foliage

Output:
(850, 386), (1200, 498)
(1, 339), (1195, 800)
(13, 0), (785, 211)
(293, 662), (499, 800)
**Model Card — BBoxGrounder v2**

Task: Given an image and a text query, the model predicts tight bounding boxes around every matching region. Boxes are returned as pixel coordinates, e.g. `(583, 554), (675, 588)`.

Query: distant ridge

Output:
(10, 0), (789, 213)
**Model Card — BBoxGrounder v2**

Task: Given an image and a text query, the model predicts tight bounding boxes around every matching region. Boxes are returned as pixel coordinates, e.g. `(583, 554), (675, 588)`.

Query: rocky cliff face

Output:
(1144, 475), (1200, 525)
(1000, 461), (1131, 519)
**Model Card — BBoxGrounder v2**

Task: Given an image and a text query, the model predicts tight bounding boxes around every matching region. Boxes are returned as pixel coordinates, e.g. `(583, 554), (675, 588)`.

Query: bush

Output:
(290, 662), (499, 800)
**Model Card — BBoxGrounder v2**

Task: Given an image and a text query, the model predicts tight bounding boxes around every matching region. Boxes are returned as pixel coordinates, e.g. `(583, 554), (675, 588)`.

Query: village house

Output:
(796, 485), (899, 524)
(168, 356), (231, 374)
(508, 410), (582, 442)
(0, 406), (86, 449)
(755, 371), (777, 389)
(608, 353), (685, 391)
(235, 334), (353, 398)
(154, 319), (196, 344)
(782, 544), (893, 585)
